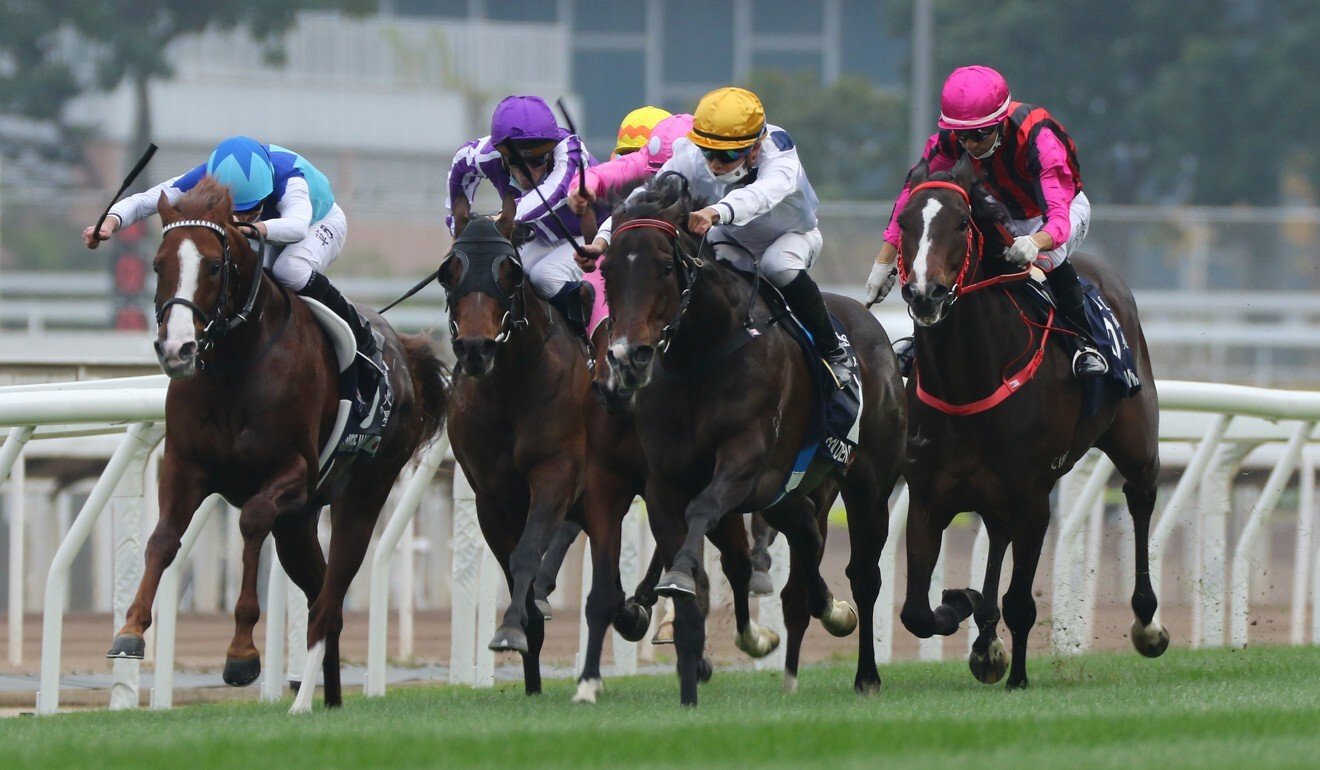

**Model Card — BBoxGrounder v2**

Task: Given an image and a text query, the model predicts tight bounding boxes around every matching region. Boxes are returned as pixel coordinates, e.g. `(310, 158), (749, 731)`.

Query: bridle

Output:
(612, 217), (704, 354)
(157, 219), (265, 354)
(438, 232), (528, 345)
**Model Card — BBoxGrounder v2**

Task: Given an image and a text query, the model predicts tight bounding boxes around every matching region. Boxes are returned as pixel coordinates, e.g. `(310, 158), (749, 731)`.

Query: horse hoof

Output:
(488, 626), (529, 654)
(571, 677), (603, 704)
(651, 619), (675, 645)
(107, 634), (145, 660)
(782, 674), (798, 694)
(654, 569), (697, 598)
(613, 601), (651, 643)
(820, 599), (858, 637)
(1005, 676), (1029, 692)
(969, 638), (1007, 684)
(941, 588), (981, 622)
(1131, 619), (1170, 658)
(223, 656), (261, 687)
(697, 657), (713, 684)
(854, 676), (882, 696)
(748, 570), (775, 597)
(734, 621), (780, 659)
(535, 598), (553, 620)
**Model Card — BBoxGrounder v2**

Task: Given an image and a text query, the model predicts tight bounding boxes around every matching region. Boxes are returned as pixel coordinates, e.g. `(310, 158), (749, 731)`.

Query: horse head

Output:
(153, 177), (261, 378)
(600, 172), (699, 391)
(896, 155), (1014, 327)
(439, 191), (525, 377)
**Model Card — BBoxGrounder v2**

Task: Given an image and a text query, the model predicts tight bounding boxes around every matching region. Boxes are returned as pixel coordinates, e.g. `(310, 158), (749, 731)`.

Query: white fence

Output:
(2, 375), (1319, 714)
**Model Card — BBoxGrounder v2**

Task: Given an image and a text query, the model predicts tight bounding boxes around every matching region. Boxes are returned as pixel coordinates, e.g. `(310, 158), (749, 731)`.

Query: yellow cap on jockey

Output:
(688, 87), (765, 150)
(614, 105), (673, 156)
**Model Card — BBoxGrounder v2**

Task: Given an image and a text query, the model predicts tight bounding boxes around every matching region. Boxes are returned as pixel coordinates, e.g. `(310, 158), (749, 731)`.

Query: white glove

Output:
(1006, 235), (1040, 268)
(864, 261), (898, 306)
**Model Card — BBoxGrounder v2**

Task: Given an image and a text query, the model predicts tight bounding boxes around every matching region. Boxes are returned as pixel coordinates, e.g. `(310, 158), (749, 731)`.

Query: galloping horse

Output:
(603, 175), (906, 704)
(441, 195), (593, 694)
(109, 178), (448, 712)
(894, 156), (1166, 689)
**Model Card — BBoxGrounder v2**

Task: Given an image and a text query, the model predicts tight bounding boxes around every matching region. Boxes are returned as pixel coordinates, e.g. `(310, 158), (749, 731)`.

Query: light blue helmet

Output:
(206, 137), (274, 212)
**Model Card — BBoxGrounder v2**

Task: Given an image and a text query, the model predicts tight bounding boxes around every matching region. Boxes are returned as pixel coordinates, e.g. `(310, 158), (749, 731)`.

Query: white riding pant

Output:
(265, 203), (349, 291)
(1006, 191), (1090, 272)
(519, 237), (584, 298)
(711, 227), (823, 288)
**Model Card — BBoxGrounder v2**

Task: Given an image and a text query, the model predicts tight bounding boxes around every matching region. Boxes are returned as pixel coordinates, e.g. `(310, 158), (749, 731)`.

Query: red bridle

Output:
(896, 180), (1027, 298)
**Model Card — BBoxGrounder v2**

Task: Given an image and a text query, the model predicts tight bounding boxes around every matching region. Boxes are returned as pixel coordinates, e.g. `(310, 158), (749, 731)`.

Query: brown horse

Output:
(602, 175), (906, 704)
(894, 156), (1166, 689)
(106, 178), (448, 713)
(440, 196), (594, 694)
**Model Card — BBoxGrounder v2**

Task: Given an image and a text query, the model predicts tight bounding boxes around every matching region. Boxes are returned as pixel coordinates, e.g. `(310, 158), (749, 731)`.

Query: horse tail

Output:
(399, 333), (449, 446)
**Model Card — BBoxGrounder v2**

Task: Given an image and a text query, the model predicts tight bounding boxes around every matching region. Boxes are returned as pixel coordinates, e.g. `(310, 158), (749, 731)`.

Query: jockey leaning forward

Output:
(84, 135), (385, 384)
(445, 94), (606, 340)
(587, 86), (851, 388)
(865, 64), (1107, 380)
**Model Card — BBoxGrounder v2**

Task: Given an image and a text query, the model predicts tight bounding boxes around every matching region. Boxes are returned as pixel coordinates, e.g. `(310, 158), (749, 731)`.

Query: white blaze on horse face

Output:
(909, 197), (944, 293)
(162, 237), (204, 356)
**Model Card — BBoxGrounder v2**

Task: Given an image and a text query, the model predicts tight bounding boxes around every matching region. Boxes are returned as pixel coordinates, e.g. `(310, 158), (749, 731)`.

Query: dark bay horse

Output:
(894, 156), (1166, 689)
(440, 196), (594, 694)
(109, 178), (448, 713)
(602, 175), (906, 704)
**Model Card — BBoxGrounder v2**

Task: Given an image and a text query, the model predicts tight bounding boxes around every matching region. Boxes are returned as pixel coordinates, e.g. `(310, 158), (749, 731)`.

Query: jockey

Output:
(445, 94), (603, 339)
(594, 87), (849, 387)
(611, 105), (672, 160)
(84, 136), (382, 379)
(867, 65), (1106, 380)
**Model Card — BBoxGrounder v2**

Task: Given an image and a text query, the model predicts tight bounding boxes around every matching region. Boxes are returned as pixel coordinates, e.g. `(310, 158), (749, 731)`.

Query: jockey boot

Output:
(780, 271), (851, 389)
(1044, 261), (1108, 380)
(299, 272), (384, 388)
(548, 280), (595, 351)
(892, 336), (915, 378)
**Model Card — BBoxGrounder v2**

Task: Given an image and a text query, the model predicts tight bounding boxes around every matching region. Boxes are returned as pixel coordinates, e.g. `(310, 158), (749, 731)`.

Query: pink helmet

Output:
(642, 113), (695, 171)
(937, 65), (1011, 130)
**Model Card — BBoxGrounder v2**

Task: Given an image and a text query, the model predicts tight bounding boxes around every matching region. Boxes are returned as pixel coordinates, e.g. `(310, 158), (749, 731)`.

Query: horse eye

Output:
(661, 262), (674, 276)
(209, 261), (222, 276)
(959, 216), (970, 230)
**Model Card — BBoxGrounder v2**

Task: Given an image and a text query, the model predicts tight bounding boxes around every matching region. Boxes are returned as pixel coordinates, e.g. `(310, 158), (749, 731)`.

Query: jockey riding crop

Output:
(496, 138), (595, 264)
(556, 98), (597, 242)
(89, 143), (157, 246)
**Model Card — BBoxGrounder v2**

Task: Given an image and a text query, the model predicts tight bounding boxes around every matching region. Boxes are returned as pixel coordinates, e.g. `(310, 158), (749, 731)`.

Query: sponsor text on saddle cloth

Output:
(721, 268), (863, 503)
(301, 298), (393, 470)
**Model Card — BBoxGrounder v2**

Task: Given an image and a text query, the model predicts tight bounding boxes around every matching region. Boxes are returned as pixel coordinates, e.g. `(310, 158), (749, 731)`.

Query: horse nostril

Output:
(153, 339), (165, 357)
(929, 284), (949, 301)
(901, 284), (915, 302)
(632, 346), (654, 367)
(480, 340), (497, 359)
(179, 341), (197, 359)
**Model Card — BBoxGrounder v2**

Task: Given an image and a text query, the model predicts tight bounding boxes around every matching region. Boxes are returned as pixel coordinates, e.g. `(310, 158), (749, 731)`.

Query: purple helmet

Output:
(490, 95), (567, 146)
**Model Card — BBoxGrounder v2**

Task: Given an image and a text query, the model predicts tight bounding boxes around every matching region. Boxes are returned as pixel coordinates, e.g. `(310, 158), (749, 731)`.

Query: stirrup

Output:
(1072, 347), (1108, 379)
(823, 350), (851, 390)
(892, 337), (915, 378)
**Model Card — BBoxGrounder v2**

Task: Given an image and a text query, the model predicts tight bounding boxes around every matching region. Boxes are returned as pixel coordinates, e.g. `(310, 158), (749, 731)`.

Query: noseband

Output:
(612, 217), (704, 354)
(157, 219), (265, 353)
(896, 181), (984, 307)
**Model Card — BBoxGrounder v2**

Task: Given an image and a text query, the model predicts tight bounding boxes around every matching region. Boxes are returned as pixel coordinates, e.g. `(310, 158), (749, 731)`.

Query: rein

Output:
(157, 219), (266, 354)
(613, 217), (704, 353)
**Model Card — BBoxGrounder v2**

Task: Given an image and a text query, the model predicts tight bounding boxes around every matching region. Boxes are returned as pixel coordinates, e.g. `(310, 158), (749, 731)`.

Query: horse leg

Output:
(840, 475), (891, 696)
(763, 496), (856, 636)
(109, 456), (207, 659)
(572, 466), (635, 703)
(748, 513), (777, 597)
(899, 501), (967, 638)
(1002, 512), (1049, 691)
(655, 460), (759, 599)
(968, 514), (1010, 685)
(1125, 477), (1169, 656)
(270, 508), (327, 694)
(709, 514), (777, 659)
(489, 461), (577, 660)
(779, 546), (810, 694)
(533, 519), (583, 619)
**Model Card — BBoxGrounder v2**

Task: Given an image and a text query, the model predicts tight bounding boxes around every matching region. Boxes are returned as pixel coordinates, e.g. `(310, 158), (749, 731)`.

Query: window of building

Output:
(573, 0), (646, 32)
(662, 1), (734, 83)
(841, 0), (904, 86)
(573, 49), (647, 156)
(751, 0), (822, 34)
(751, 51), (822, 81)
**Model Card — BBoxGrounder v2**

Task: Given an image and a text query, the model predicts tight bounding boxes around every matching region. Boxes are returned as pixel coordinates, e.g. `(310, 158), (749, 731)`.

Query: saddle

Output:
(301, 298), (393, 476)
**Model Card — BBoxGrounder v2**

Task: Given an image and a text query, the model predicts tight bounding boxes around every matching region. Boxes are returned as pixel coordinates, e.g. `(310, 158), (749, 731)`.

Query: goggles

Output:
(700, 145), (752, 164)
(955, 125), (999, 142)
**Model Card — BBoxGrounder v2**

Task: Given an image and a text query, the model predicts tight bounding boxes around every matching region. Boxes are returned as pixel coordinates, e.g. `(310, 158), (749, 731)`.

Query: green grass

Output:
(3, 646), (1319, 769)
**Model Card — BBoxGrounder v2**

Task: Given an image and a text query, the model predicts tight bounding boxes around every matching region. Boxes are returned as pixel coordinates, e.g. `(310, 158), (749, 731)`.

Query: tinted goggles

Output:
(699, 145), (752, 163)
(955, 125), (998, 142)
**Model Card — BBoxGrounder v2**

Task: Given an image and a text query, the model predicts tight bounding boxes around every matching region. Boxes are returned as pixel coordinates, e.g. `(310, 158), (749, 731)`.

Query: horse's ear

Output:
(906, 158), (931, 188)
(951, 153), (976, 190)
(157, 191), (181, 225)
(452, 194), (471, 237)
(494, 191), (517, 242)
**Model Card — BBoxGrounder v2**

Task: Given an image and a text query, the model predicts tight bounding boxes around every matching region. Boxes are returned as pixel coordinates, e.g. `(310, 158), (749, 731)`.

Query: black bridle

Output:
(156, 219), (265, 353)
(438, 221), (528, 345)
(612, 217), (704, 354)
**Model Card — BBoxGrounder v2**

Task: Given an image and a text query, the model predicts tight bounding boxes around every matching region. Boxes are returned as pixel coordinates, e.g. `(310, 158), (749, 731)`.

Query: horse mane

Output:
(175, 176), (235, 222)
(617, 171), (718, 222)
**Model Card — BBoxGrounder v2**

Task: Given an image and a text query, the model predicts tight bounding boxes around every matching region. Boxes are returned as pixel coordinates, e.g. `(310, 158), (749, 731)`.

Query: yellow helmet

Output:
(688, 87), (765, 150)
(614, 105), (673, 156)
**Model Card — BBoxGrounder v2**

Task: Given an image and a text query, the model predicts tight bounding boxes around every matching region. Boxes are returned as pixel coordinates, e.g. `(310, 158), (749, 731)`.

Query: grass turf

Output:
(2, 645), (1318, 769)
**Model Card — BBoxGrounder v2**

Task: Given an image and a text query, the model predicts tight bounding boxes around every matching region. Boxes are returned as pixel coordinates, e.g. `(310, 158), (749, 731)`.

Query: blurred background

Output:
(1, 0), (1318, 384)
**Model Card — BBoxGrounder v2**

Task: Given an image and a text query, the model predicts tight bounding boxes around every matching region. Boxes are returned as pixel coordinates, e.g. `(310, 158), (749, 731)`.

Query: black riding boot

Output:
(299, 272), (382, 381)
(547, 280), (595, 350)
(1045, 261), (1108, 380)
(779, 271), (850, 388)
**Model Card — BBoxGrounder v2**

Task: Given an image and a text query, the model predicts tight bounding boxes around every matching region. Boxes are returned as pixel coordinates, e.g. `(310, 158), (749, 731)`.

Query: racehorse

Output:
(440, 194), (593, 694)
(602, 174), (906, 704)
(894, 156), (1166, 689)
(109, 178), (449, 712)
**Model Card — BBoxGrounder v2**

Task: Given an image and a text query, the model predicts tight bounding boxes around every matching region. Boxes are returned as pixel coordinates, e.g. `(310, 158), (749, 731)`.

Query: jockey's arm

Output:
(514, 137), (580, 225)
(713, 150), (797, 226)
(881, 133), (955, 250)
(107, 170), (195, 229)
(445, 139), (487, 235)
(1031, 128), (1078, 247)
(259, 176), (313, 244)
